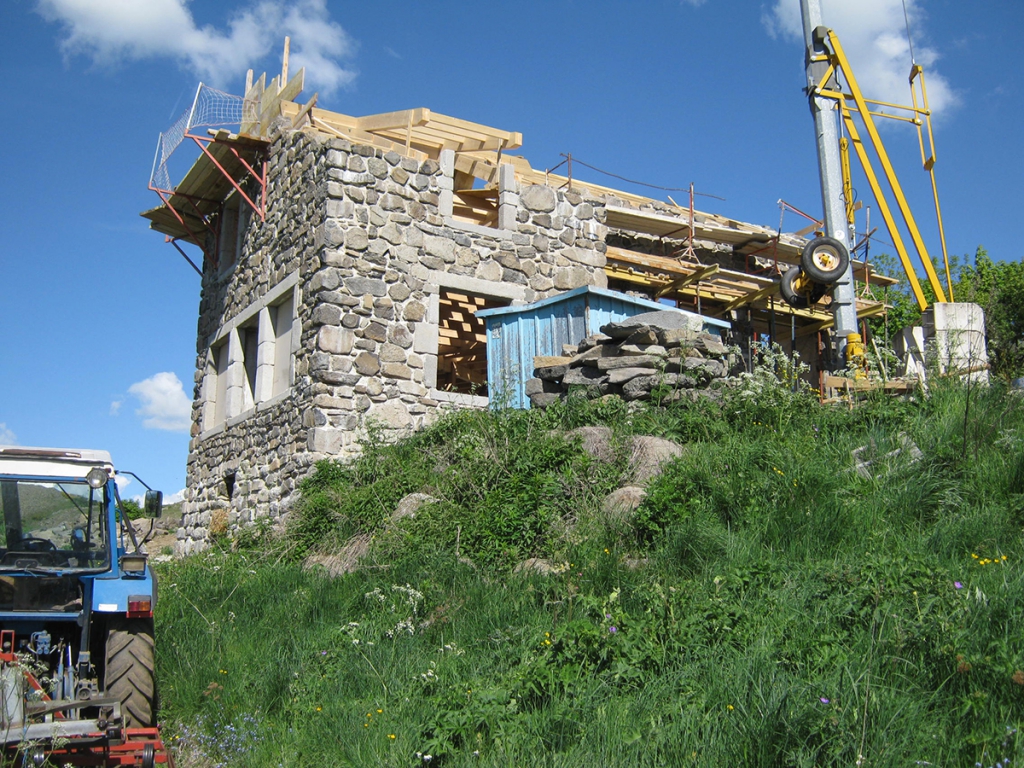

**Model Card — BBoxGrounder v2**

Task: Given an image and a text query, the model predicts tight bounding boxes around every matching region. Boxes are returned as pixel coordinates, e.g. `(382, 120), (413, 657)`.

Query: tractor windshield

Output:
(0, 479), (110, 571)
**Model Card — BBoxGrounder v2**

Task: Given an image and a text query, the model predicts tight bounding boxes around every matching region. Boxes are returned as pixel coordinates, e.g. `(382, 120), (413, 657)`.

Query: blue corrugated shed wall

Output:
(477, 286), (730, 409)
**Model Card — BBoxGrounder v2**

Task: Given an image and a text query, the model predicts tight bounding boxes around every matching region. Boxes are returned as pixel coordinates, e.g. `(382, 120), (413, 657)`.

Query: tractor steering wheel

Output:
(18, 537), (57, 552)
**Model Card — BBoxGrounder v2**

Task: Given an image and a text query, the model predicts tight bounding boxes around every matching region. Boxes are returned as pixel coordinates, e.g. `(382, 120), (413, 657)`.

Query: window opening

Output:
(240, 322), (259, 407)
(212, 339), (230, 426)
(201, 276), (300, 433)
(452, 170), (498, 228)
(437, 289), (508, 395)
(217, 193), (247, 273)
(271, 292), (295, 396)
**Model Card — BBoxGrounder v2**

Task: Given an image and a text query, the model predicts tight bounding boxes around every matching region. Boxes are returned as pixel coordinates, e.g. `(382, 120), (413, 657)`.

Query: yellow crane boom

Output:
(807, 26), (952, 311)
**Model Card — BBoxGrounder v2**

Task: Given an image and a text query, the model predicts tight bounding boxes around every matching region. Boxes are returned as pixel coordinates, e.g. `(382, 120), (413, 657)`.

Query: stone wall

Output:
(526, 310), (736, 407)
(180, 122), (612, 552)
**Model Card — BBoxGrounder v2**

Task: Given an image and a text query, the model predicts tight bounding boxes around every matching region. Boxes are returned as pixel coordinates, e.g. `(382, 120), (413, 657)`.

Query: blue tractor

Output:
(0, 446), (171, 766)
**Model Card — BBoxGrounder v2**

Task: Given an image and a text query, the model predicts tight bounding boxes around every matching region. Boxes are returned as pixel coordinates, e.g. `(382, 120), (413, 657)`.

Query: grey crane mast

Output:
(800, 0), (859, 362)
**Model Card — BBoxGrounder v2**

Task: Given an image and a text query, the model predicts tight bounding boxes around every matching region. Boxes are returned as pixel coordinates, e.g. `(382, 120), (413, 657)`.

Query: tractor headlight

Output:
(120, 554), (148, 574)
(86, 467), (108, 489)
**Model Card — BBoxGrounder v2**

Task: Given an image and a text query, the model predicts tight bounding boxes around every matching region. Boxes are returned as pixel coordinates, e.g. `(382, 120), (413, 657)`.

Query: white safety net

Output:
(149, 84), (257, 192)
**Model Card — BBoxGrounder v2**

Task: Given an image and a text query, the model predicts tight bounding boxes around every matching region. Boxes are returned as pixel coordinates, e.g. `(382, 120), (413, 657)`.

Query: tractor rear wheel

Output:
(105, 617), (156, 727)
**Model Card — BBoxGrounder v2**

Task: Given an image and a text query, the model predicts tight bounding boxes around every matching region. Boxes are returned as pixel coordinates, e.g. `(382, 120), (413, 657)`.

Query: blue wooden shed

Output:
(475, 286), (731, 409)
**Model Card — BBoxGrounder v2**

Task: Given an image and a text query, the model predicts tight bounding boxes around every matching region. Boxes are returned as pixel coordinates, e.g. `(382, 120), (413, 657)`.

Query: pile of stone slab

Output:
(526, 310), (736, 407)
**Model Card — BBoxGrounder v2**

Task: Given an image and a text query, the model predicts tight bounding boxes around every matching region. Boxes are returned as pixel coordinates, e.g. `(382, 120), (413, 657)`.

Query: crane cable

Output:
(901, 0), (917, 64)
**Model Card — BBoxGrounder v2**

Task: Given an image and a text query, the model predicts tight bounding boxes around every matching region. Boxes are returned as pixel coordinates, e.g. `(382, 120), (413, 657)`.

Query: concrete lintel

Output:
(426, 270), (528, 302)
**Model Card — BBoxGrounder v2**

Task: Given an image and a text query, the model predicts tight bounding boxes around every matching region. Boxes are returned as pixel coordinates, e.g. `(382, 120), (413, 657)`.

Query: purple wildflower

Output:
(608, 626), (618, 634)
(954, 581), (964, 589)
(819, 697), (830, 704)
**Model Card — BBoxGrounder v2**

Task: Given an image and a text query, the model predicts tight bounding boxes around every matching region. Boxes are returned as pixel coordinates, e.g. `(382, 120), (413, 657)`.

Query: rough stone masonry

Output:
(180, 119), (616, 552)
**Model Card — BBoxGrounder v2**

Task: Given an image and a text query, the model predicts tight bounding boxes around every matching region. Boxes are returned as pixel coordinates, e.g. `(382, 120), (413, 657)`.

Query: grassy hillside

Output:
(155, 371), (1024, 767)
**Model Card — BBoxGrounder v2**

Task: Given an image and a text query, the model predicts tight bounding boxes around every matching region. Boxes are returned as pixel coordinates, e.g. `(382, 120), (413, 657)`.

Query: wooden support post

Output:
(281, 37), (290, 91)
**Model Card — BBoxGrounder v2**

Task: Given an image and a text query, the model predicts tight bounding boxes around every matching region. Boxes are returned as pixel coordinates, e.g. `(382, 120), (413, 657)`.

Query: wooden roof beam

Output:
(715, 283), (780, 315)
(654, 263), (720, 299)
(354, 108), (431, 132)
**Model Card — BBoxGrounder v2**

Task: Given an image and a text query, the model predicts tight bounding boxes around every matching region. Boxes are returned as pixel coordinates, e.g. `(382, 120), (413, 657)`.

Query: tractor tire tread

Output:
(105, 617), (156, 727)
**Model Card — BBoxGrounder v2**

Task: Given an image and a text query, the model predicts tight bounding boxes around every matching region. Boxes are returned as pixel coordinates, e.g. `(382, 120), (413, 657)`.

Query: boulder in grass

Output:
(565, 425), (615, 463)
(513, 558), (558, 576)
(627, 435), (685, 484)
(601, 486), (647, 524)
(392, 492), (437, 522)
(303, 534), (372, 577)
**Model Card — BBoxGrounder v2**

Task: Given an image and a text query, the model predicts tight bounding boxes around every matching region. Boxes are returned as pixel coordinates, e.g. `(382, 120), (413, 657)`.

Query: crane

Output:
(794, 0), (954, 363)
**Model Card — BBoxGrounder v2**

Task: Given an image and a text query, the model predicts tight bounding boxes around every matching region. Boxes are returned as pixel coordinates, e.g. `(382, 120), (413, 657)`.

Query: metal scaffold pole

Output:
(800, 0), (859, 361)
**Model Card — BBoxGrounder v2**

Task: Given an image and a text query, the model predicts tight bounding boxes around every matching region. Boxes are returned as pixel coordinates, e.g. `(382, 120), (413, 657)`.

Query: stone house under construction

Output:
(142, 67), (892, 553)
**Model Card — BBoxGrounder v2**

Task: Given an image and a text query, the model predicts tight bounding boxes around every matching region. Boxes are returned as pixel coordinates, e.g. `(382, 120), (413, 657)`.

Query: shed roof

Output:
(476, 285), (731, 331)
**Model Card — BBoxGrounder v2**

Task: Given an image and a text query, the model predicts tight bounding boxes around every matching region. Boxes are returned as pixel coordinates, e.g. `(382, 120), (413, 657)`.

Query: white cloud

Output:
(36, 0), (357, 95)
(763, 0), (957, 117)
(109, 399), (123, 417)
(127, 372), (192, 432)
(681, 0), (707, 6)
(131, 489), (184, 506)
(0, 424), (17, 446)
(165, 489), (187, 505)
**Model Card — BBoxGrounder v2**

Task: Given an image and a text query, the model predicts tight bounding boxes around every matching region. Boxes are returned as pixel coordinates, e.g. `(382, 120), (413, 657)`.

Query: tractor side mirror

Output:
(144, 490), (163, 518)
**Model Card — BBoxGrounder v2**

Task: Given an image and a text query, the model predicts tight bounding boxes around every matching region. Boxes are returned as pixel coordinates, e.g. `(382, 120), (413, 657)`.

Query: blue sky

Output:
(1, 0), (1021, 499)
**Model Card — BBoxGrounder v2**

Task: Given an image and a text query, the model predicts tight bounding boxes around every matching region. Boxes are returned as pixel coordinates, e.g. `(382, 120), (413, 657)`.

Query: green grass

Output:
(155, 377), (1024, 767)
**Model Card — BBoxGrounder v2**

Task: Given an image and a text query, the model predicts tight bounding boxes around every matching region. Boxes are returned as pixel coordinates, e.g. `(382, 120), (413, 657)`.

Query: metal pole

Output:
(800, 0), (858, 363)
